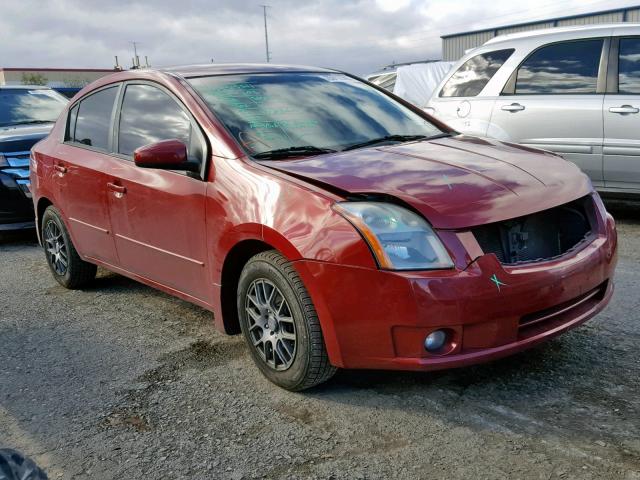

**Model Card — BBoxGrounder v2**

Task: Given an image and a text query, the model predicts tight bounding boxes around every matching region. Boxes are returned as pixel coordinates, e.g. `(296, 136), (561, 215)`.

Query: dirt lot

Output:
(1, 201), (639, 480)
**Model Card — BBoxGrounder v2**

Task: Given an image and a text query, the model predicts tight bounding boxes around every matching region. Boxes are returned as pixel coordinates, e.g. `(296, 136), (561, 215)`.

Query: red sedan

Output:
(30, 64), (617, 390)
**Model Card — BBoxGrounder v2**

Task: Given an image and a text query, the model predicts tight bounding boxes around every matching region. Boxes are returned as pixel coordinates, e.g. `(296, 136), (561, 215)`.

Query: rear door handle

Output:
(609, 105), (639, 114)
(501, 103), (525, 112)
(53, 164), (67, 174)
(107, 182), (126, 195)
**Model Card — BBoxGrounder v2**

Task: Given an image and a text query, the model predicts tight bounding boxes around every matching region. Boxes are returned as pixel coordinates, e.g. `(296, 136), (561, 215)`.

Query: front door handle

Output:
(107, 182), (126, 195)
(609, 105), (639, 114)
(53, 164), (67, 175)
(501, 103), (525, 112)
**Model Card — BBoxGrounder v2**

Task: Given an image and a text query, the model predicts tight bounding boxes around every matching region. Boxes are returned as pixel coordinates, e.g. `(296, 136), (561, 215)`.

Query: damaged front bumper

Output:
(294, 200), (618, 371)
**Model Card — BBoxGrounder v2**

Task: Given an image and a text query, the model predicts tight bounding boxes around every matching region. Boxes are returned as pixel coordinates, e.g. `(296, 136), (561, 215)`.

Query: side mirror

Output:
(133, 139), (200, 172)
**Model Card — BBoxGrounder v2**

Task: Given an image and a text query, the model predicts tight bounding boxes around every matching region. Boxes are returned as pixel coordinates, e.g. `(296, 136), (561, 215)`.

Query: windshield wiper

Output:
(2, 120), (55, 127)
(424, 132), (454, 141)
(341, 132), (455, 152)
(253, 145), (336, 160)
(341, 134), (429, 152)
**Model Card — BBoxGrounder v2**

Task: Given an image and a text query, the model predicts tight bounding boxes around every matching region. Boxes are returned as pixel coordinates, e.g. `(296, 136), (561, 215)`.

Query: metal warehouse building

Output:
(442, 5), (640, 60)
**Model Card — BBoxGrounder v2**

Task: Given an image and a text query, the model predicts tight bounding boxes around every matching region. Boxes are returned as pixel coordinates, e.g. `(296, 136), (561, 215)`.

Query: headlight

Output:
(333, 202), (454, 270)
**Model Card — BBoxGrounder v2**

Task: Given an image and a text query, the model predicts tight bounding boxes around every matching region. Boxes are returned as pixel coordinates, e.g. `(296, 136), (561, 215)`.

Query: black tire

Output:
(238, 250), (336, 391)
(41, 206), (96, 289)
(0, 449), (48, 480)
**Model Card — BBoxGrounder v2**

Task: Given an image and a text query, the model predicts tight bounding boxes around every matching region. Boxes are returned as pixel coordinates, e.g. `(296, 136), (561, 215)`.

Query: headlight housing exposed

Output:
(333, 202), (454, 270)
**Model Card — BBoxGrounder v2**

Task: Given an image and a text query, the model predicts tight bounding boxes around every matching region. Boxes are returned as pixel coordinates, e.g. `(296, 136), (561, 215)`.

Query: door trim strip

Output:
(522, 143), (593, 154)
(69, 217), (109, 234)
(603, 146), (640, 156)
(114, 233), (205, 267)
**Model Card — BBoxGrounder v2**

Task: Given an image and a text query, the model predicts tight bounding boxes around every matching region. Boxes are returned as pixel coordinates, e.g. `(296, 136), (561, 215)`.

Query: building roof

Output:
(0, 85), (51, 90)
(484, 23), (640, 45)
(441, 4), (640, 38)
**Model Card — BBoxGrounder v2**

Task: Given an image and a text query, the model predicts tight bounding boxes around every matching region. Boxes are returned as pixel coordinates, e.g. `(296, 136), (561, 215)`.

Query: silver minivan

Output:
(427, 24), (640, 197)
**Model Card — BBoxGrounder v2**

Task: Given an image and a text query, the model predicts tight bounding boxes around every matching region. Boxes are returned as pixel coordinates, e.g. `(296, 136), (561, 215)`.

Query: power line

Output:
(261, 5), (272, 63)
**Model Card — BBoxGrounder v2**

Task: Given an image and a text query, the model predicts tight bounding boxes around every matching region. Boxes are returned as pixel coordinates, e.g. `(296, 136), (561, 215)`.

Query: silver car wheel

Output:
(43, 220), (68, 276)
(245, 278), (297, 371)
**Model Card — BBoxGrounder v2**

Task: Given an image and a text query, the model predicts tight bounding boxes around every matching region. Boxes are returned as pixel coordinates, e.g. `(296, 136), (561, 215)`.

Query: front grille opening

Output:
(472, 196), (596, 265)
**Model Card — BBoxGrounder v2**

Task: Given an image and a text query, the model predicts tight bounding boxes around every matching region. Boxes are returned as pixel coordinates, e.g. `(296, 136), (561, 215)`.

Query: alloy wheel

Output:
(44, 220), (68, 275)
(245, 278), (297, 370)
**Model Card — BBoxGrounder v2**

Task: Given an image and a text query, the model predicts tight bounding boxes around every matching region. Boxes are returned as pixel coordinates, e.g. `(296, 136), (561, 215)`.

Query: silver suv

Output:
(427, 24), (640, 197)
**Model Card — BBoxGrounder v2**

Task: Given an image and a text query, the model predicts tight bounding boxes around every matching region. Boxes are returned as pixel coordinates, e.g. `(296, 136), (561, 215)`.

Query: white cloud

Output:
(0, 0), (637, 75)
(376, 0), (412, 12)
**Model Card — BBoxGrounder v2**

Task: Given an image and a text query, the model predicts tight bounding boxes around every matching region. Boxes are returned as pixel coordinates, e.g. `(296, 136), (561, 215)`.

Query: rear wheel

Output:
(0, 449), (48, 480)
(238, 250), (336, 390)
(42, 206), (96, 289)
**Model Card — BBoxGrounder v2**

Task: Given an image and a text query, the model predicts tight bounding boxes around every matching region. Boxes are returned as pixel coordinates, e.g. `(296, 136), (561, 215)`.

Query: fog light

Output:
(424, 330), (447, 352)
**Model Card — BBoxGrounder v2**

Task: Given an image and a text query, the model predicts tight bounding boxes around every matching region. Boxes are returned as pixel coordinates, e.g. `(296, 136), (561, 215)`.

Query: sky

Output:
(1, 0), (638, 75)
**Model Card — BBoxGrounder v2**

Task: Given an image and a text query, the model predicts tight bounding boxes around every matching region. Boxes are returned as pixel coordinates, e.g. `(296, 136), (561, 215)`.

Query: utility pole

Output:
(131, 41), (140, 68)
(261, 5), (271, 63)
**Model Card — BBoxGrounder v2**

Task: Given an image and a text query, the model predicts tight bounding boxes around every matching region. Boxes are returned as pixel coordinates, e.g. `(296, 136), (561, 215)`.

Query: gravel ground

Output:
(1, 201), (639, 480)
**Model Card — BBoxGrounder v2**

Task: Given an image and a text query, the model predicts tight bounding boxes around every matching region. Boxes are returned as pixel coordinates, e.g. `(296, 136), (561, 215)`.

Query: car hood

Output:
(260, 135), (593, 229)
(0, 123), (54, 152)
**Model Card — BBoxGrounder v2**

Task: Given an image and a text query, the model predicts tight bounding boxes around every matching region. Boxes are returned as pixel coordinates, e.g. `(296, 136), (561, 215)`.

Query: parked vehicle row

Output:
(30, 64), (617, 390)
(427, 23), (640, 197)
(0, 86), (67, 230)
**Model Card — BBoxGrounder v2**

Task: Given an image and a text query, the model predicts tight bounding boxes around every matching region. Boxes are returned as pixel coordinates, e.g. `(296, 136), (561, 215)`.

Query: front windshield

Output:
(188, 72), (443, 156)
(0, 88), (68, 127)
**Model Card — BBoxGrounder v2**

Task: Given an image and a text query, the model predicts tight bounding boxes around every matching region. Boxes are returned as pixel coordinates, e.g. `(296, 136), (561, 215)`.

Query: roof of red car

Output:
(160, 63), (337, 78)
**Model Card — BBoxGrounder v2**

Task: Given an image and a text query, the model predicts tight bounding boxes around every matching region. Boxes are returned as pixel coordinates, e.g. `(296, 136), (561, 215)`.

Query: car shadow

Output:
(604, 198), (640, 224)
(88, 270), (151, 293)
(0, 228), (38, 245)
(306, 324), (637, 444)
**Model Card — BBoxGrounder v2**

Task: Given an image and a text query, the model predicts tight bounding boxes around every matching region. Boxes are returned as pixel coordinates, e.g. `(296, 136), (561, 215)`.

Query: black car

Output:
(52, 86), (82, 99)
(1, 85), (67, 230)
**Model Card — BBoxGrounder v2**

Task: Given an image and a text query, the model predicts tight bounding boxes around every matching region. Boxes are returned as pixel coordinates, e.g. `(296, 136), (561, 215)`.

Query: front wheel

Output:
(238, 250), (336, 391)
(42, 206), (96, 289)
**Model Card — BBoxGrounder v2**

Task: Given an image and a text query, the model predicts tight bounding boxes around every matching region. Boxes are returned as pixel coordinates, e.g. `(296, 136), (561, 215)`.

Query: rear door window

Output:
(618, 37), (640, 94)
(117, 84), (204, 162)
(440, 49), (514, 97)
(73, 86), (118, 151)
(515, 39), (603, 94)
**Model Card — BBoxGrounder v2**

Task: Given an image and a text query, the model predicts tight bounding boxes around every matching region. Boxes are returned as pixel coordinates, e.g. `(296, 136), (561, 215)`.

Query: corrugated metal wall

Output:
(626, 8), (640, 21)
(496, 22), (554, 35)
(443, 30), (494, 61)
(442, 7), (639, 60)
(557, 12), (623, 26)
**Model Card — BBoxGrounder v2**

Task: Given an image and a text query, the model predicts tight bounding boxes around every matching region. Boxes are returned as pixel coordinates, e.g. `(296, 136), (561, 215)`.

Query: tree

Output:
(21, 73), (48, 86)
(61, 75), (90, 88)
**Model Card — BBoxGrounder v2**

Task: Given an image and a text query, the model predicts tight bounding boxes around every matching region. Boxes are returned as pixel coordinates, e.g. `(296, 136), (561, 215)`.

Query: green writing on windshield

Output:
(203, 82), (322, 134)
(249, 119), (319, 130)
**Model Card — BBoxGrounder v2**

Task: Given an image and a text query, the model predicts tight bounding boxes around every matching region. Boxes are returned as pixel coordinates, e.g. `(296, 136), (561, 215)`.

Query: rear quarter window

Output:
(439, 49), (514, 97)
(64, 104), (79, 142)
